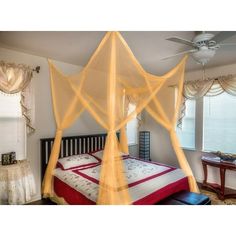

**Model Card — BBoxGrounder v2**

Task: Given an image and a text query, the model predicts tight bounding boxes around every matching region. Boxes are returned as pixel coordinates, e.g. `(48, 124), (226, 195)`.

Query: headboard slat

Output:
(40, 133), (118, 182)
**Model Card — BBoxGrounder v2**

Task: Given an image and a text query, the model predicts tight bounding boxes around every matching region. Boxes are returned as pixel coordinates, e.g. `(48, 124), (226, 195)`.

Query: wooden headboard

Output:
(40, 133), (119, 181)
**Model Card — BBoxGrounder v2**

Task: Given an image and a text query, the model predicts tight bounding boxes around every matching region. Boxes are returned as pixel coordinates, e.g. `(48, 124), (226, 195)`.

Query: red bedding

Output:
(53, 157), (189, 205)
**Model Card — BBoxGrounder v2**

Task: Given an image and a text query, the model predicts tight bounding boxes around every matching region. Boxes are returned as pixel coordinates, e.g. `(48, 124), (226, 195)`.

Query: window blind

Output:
(203, 93), (236, 153)
(0, 92), (22, 117)
(0, 92), (26, 160)
(127, 103), (138, 145)
(176, 99), (196, 149)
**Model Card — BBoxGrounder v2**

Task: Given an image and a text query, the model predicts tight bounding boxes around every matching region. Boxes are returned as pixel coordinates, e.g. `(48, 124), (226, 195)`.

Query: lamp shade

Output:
(191, 46), (216, 65)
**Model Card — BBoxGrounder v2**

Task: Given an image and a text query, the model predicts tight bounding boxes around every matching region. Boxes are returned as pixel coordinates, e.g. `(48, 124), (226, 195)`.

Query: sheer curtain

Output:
(184, 74), (236, 98)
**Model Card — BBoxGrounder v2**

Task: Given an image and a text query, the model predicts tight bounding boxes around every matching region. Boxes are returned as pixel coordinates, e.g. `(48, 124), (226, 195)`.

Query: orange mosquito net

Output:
(42, 31), (199, 205)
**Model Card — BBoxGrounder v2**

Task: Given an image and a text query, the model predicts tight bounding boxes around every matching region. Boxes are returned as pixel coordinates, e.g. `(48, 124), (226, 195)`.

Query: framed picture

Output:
(1, 152), (17, 165)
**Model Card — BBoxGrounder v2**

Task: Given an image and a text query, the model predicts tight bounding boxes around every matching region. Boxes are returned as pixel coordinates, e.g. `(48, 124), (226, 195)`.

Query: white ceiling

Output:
(1, 31), (236, 74)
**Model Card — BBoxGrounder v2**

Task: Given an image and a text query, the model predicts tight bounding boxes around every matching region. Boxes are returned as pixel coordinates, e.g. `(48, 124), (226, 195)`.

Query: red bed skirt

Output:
(53, 176), (189, 205)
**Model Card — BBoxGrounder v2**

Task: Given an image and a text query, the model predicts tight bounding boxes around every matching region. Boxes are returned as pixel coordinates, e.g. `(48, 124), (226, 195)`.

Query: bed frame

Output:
(40, 133), (119, 182)
(40, 133), (206, 205)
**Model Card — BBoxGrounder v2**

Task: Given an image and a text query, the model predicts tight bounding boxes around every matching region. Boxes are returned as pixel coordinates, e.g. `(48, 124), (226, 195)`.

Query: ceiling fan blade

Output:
(161, 49), (198, 60)
(219, 42), (236, 46)
(166, 37), (196, 48)
(211, 31), (236, 43)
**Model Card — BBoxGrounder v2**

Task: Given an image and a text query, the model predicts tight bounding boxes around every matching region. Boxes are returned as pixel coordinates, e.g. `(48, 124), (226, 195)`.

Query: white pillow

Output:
(57, 154), (100, 170)
(91, 150), (104, 159)
(91, 150), (128, 160)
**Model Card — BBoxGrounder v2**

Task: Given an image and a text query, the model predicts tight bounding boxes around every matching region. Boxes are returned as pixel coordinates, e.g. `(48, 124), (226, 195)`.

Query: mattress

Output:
(53, 157), (189, 204)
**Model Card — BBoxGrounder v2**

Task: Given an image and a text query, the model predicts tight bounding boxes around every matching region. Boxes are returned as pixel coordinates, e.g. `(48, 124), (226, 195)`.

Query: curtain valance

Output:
(177, 74), (236, 128)
(183, 74), (236, 99)
(0, 61), (35, 134)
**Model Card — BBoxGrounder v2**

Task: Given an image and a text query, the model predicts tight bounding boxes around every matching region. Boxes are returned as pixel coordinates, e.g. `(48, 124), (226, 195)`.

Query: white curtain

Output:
(184, 74), (236, 98)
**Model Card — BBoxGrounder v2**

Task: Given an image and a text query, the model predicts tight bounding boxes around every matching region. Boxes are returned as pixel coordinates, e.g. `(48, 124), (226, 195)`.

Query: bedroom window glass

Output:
(203, 93), (236, 153)
(176, 99), (196, 149)
(127, 103), (138, 145)
(0, 92), (26, 160)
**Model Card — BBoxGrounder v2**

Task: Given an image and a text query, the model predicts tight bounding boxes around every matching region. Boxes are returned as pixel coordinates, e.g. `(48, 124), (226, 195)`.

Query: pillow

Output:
(57, 154), (100, 170)
(90, 150), (104, 160)
(91, 150), (129, 160)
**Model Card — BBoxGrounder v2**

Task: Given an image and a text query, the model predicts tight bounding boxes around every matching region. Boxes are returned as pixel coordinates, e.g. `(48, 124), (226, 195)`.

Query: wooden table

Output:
(201, 155), (236, 200)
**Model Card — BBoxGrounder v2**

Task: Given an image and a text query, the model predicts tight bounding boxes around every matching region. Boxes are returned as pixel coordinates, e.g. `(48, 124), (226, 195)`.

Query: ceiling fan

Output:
(162, 31), (236, 65)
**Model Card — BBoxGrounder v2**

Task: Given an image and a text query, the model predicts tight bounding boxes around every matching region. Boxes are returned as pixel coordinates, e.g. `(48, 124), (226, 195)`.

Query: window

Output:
(0, 92), (26, 160)
(126, 103), (138, 145)
(203, 93), (236, 153)
(0, 92), (22, 117)
(176, 99), (196, 149)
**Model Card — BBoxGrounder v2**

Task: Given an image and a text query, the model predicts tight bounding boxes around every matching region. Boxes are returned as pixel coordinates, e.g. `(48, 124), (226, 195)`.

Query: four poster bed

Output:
(41, 133), (190, 205)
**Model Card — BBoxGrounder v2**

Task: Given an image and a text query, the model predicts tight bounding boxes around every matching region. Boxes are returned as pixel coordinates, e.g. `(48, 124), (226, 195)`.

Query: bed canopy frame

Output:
(42, 31), (199, 204)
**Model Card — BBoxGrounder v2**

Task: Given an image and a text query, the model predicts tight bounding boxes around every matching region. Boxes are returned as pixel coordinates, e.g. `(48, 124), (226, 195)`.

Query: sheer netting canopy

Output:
(42, 32), (199, 204)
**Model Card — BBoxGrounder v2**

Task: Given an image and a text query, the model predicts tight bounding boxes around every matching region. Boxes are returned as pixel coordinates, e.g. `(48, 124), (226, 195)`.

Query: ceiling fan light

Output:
(191, 48), (216, 65)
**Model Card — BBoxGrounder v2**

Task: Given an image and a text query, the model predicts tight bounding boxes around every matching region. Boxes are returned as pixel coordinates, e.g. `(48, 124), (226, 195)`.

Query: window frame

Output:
(0, 92), (27, 159)
(176, 98), (197, 150)
(202, 93), (236, 154)
(126, 103), (139, 146)
(180, 93), (236, 154)
(177, 97), (203, 152)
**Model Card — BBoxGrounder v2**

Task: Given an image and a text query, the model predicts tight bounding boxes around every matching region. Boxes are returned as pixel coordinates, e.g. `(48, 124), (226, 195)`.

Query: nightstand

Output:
(0, 160), (36, 204)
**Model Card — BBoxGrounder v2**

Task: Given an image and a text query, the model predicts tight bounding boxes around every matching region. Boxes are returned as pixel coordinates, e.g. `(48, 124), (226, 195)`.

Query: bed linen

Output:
(57, 154), (100, 170)
(53, 157), (189, 205)
(90, 150), (128, 160)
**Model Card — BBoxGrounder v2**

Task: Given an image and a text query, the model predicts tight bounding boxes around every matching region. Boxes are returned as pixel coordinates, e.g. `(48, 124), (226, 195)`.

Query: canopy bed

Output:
(42, 31), (200, 205)
(41, 133), (190, 204)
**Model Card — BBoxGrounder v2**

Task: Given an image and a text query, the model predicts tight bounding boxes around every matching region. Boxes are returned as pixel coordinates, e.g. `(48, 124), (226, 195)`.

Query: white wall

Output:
(0, 47), (105, 202)
(129, 144), (139, 156)
(142, 62), (236, 190)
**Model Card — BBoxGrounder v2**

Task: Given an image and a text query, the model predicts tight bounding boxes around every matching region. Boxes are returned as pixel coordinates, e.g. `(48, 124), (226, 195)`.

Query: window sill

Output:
(128, 143), (138, 147)
(181, 147), (197, 152)
(202, 149), (236, 155)
(201, 150), (213, 154)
